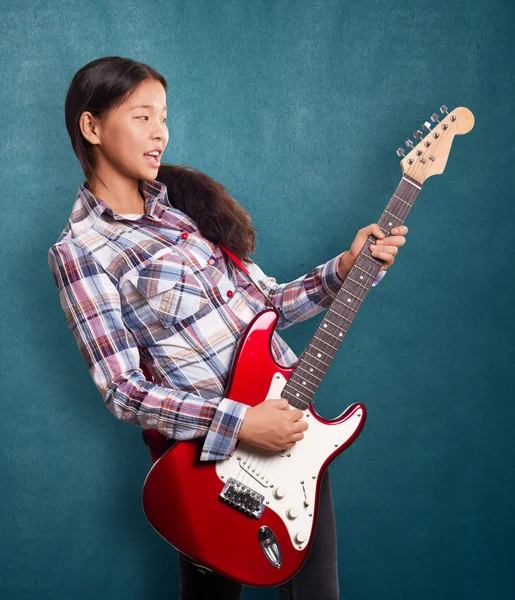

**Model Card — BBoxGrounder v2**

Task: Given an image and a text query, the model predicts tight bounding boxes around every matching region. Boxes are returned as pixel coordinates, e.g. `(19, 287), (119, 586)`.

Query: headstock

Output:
(395, 105), (475, 184)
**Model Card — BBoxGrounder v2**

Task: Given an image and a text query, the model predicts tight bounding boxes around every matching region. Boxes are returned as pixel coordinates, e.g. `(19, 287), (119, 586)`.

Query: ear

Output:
(79, 111), (102, 146)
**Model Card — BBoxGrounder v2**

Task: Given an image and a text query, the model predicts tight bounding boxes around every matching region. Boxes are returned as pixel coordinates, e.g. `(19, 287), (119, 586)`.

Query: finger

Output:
(370, 244), (399, 255)
(391, 225), (408, 235)
(295, 419), (309, 432)
(371, 251), (395, 265)
(291, 408), (305, 421)
(366, 223), (386, 239)
(375, 235), (406, 247)
(290, 431), (305, 442)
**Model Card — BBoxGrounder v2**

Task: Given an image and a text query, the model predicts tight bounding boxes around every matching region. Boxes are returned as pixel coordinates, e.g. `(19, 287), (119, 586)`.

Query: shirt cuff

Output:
(321, 253), (346, 298)
(371, 269), (387, 286)
(199, 398), (250, 461)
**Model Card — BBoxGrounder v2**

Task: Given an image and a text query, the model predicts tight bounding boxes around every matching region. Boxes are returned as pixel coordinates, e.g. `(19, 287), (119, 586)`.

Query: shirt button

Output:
(226, 290), (234, 298)
(208, 258), (216, 265)
(181, 232), (189, 240)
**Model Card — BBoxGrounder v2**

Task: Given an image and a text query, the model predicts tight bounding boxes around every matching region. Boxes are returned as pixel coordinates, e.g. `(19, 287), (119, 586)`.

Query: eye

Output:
(137, 116), (149, 121)
(162, 118), (167, 123)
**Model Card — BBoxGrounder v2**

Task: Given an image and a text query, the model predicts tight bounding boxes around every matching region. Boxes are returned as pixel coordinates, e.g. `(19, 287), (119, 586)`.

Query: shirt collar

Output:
(69, 178), (170, 237)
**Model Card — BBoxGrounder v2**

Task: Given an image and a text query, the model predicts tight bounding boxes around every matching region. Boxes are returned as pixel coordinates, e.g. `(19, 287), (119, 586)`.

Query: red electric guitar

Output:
(142, 106), (474, 587)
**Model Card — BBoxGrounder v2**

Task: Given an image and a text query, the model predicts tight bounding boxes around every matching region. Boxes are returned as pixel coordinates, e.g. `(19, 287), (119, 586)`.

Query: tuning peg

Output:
(405, 139), (414, 148)
(422, 121), (432, 131)
(396, 147), (405, 157)
(440, 105), (449, 114)
(430, 113), (440, 123)
(413, 130), (423, 140)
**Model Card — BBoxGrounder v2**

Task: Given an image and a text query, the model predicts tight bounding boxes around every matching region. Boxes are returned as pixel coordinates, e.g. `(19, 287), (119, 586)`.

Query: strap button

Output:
(226, 290), (234, 298)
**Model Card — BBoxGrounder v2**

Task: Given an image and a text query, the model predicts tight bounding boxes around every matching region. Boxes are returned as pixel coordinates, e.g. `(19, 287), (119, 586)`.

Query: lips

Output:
(143, 152), (161, 167)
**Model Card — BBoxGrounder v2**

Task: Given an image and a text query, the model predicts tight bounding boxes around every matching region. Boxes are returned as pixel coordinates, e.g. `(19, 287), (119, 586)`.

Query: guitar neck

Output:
(282, 174), (423, 409)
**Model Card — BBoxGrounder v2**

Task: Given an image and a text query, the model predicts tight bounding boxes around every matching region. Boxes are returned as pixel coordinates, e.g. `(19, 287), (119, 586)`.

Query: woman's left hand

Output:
(337, 223), (408, 280)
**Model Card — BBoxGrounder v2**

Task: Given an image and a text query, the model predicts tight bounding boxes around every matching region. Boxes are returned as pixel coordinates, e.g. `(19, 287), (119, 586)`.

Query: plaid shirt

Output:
(48, 179), (385, 461)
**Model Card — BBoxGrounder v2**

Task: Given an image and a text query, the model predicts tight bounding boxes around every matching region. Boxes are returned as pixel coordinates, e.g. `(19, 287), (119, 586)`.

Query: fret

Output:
(402, 176), (421, 190)
(333, 298), (358, 312)
(387, 199), (410, 220)
(282, 390), (309, 408)
(295, 358), (326, 377)
(287, 377), (318, 396)
(326, 309), (352, 324)
(353, 263), (376, 278)
(384, 209), (402, 222)
(392, 194), (412, 208)
(312, 333), (338, 352)
(283, 380), (311, 399)
(305, 344), (332, 359)
(339, 287), (363, 302)
(360, 253), (383, 268)
(348, 276), (368, 290)
(316, 327), (347, 342)
(304, 349), (331, 367)
(296, 364), (322, 381)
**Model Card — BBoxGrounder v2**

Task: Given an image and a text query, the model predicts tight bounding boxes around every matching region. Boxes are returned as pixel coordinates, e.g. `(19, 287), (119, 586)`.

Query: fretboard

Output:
(281, 175), (422, 409)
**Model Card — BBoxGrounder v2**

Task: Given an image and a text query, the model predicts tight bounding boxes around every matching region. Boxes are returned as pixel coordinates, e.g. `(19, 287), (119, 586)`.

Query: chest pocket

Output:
(129, 250), (210, 329)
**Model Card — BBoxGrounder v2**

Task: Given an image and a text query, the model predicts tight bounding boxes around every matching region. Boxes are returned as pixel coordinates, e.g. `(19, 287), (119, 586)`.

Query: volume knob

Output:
(294, 531), (307, 544)
(273, 487), (286, 500)
(286, 507), (299, 520)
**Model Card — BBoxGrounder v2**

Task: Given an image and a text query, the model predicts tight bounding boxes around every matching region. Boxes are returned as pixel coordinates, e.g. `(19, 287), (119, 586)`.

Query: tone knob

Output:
(286, 507), (299, 520)
(273, 487), (286, 500)
(303, 499), (311, 507)
(294, 531), (307, 544)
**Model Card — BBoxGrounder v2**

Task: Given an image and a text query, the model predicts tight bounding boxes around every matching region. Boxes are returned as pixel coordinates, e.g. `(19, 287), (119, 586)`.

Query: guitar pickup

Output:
(220, 477), (265, 518)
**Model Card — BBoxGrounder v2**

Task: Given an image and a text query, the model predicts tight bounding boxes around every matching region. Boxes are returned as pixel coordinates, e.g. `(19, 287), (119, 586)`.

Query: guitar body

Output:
(142, 308), (366, 587)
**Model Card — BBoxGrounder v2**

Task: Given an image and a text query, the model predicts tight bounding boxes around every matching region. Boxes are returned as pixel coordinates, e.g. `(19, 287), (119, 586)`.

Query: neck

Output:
(86, 165), (145, 214)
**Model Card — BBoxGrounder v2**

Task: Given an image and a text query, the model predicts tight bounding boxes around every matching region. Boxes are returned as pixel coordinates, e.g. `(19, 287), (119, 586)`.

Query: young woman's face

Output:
(90, 78), (169, 181)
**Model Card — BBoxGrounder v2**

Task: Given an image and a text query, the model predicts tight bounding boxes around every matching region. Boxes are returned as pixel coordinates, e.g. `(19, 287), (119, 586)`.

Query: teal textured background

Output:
(1, 1), (514, 598)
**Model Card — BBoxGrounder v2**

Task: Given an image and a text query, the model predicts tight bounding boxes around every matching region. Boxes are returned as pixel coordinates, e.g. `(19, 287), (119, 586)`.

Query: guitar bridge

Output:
(219, 477), (265, 518)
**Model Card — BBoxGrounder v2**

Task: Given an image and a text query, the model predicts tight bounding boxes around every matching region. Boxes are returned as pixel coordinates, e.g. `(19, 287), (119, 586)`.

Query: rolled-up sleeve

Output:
(247, 251), (386, 331)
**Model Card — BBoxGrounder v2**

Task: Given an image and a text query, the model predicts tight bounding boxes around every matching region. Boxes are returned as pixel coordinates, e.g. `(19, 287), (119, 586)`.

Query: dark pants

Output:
(177, 468), (339, 599)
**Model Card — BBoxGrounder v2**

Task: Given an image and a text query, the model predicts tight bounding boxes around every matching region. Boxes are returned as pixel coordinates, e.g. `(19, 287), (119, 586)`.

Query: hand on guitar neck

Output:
(237, 399), (308, 452)
(337, 223), (409, 281)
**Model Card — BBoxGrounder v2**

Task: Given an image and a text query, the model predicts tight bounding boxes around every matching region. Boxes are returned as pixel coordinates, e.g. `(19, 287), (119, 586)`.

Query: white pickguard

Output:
(216, 372), (364, 551)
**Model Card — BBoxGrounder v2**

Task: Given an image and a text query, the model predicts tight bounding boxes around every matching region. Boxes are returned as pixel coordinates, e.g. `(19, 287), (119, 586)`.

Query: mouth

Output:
(143, 150), (162, 168)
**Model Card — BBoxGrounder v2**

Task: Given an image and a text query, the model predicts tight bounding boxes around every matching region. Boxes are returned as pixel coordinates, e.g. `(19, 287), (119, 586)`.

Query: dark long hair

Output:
(156, 163), (257, 263)
(65, 56), (257, 263)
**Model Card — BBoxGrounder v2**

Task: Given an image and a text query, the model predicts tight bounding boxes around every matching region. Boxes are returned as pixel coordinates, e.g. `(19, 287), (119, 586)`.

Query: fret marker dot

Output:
(388, 222), (392, 226)
(317, 353), (321, 358)
(302, 381), (306, 385)
(323, 323), (327, 328)
(360, 275), (364, 279)
(347, 298), (351, 302)
(310, 368), (313, 372)
(339, 332), (343, 337)
(296, 393), (300, 397)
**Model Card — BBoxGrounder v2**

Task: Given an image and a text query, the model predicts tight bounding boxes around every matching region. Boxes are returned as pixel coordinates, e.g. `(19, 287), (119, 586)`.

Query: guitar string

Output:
(231, 177), (420, 503)
(244, 178), (420, 488)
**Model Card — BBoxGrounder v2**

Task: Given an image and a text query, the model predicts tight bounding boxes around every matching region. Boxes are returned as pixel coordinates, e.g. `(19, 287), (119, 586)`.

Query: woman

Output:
(48, 56), (407, 599)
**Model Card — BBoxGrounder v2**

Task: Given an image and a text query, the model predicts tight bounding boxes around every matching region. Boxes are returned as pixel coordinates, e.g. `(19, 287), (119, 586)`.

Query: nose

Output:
(152, 120), (168, 143)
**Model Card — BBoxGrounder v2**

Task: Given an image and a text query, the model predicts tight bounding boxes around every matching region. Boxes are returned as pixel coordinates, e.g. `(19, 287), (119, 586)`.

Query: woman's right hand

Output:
(237, 398), (309, 452)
